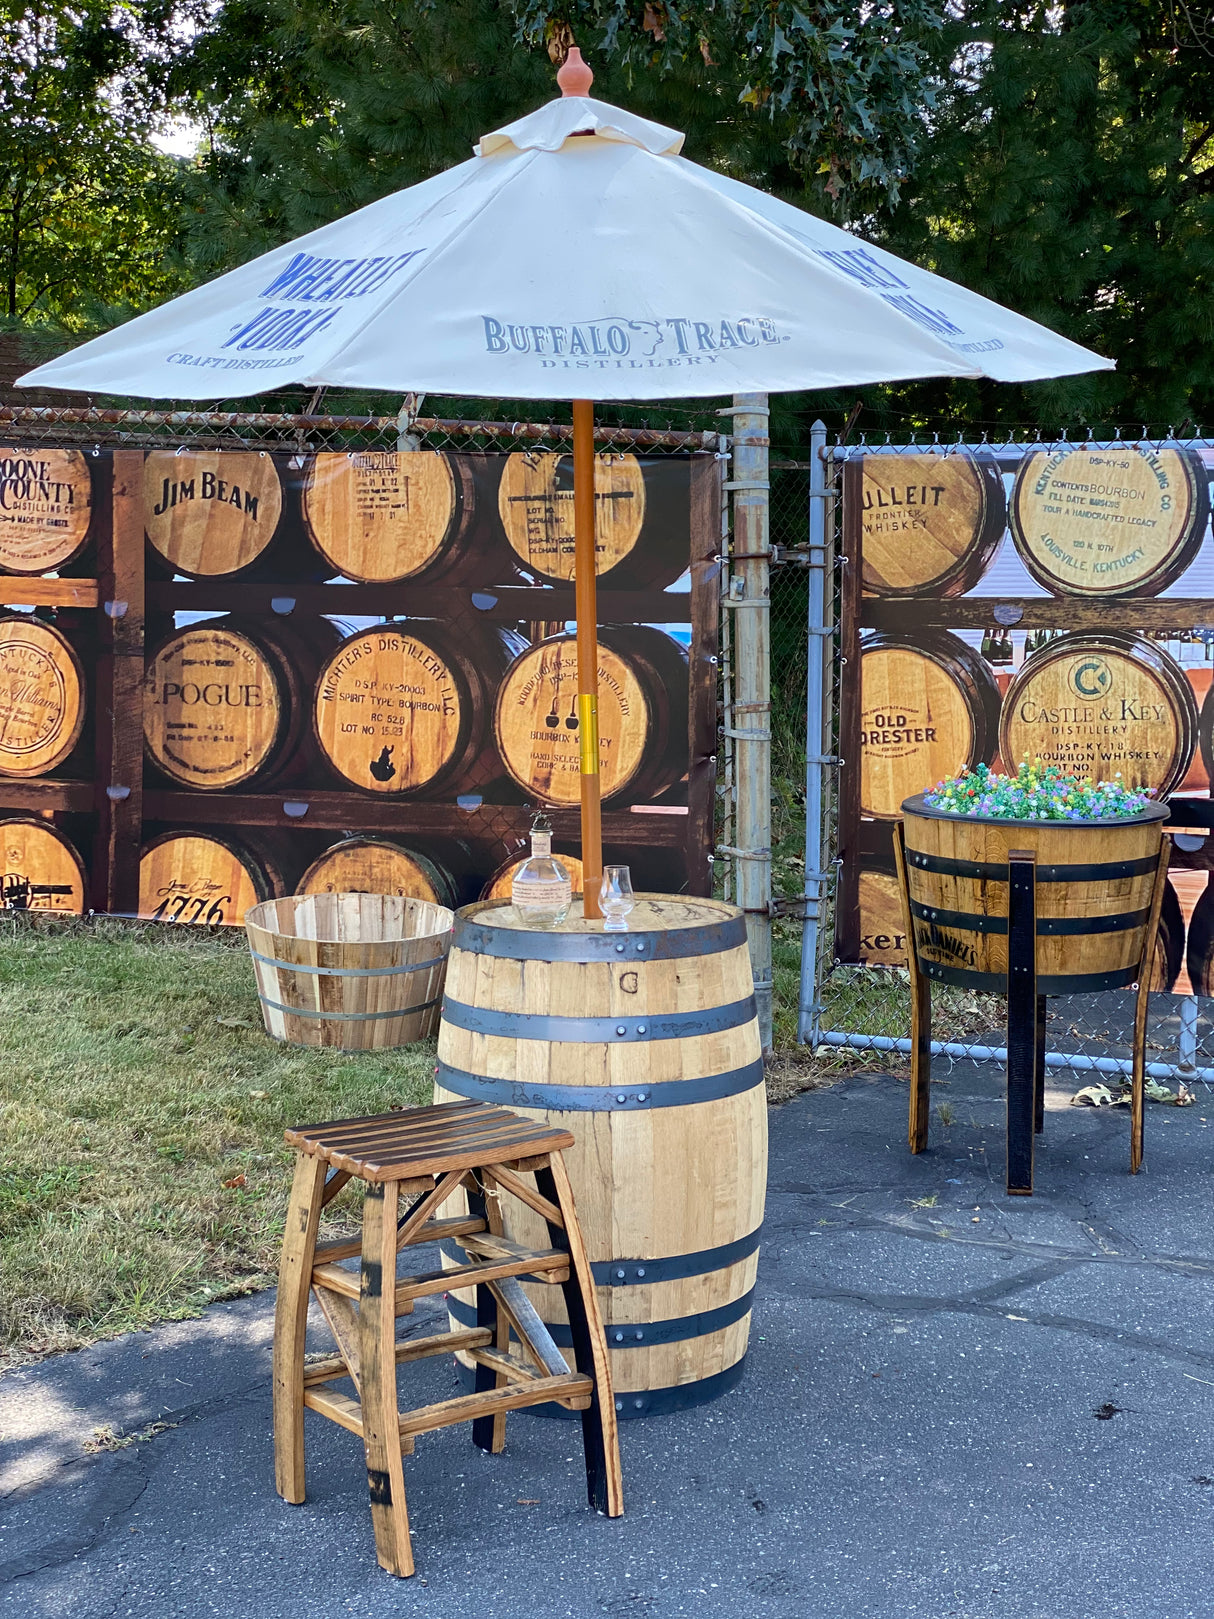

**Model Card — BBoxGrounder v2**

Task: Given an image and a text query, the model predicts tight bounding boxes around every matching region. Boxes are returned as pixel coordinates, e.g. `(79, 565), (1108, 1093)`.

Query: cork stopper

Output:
(557, 46), (593, 97)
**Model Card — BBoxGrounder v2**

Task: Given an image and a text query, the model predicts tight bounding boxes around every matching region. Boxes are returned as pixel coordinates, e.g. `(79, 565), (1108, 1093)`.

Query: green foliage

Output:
(511, 1), (945, 206)
(829, 0), (1214, 432)
(0, 1), (188, 327)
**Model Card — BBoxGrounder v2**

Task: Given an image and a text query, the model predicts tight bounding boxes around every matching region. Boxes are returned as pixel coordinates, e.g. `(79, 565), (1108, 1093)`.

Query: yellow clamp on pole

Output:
(578, 693), (600, 775)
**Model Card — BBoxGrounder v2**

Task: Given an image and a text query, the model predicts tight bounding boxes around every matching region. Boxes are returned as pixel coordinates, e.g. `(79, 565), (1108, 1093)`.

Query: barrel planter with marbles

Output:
(897, 766), (1171, 1190)
(900, 792), (1169, 996)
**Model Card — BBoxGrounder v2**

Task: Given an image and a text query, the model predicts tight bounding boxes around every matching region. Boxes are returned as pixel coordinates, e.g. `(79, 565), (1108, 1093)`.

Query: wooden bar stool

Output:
(273, 1099), (624, 1577)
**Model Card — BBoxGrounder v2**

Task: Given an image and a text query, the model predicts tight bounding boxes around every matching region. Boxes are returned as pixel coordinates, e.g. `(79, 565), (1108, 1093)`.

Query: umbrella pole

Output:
(572, 398), (603, 919)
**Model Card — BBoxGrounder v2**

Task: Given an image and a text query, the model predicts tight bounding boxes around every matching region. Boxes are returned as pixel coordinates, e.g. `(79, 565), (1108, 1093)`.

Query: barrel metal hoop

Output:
(907, 850), (1159, 883)
(439, 995), (756, 1043)
(257, 994), (440, 1022)
(918, 961), (1139, 995)
(451, 914), (748, 962)
(910, 901), (1151, 937)
(446, 1285), (755, 1348)
(434, 1057), (765, 1111)
(453, 1355), (747, 1420)
(590, 1227), (763, 1286)
(249, 949), (447, 979)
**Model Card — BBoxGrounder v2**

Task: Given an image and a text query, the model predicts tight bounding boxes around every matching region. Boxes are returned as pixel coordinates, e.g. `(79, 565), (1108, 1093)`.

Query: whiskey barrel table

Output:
(434, 894), (766, 1417)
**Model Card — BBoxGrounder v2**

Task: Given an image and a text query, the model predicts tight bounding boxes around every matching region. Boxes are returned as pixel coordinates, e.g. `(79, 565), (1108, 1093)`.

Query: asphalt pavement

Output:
(4, 1061), (1214, 1619)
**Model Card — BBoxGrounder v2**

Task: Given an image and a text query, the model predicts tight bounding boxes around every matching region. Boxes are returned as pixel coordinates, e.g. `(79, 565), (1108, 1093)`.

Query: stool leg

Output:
(536, 1155), (624, 1519)
(274, 1151), (326, 1505)
(360, 1179), (414, 1577)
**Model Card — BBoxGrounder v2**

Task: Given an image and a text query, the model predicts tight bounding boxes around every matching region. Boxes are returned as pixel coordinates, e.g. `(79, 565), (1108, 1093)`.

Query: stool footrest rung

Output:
(311, 1251), (570, 1305)
(399, 1373), (593, 1437)
(314, 1215), (488, 1266)
(304, 1327), (494, 1390)
(459, 1231), (570, 1280)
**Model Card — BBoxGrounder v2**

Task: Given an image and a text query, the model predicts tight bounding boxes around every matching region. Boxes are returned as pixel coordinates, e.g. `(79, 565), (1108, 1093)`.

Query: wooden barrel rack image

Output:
(143, 450), (285, 578)
(482, 847), (586, 900)
(860, 451), (1006, 598)
(245, 893), (452, 1049)
(302, 450), (513, 583)
(0, 614), (86, 778)
(298, 836), (464, 909)
(313, 620), (524, 797)
(857, 863), (907, 965)
(498, 452), (687, 588)
(0, 448), (94, 575)
(999, 632), (1197, 799)
(1184, 880), (1214, 997)
(434, 896), (765, 1415)
(138, 829), (287, 926)
(0, 818), (86, 913)
(1009, 445), (1209, 597)
(1151, 877), (1184, 993)
(859, 631), (1001, 819)
(900, 794), (1169, 993)
(144, 616), (338, 791)
(495, 626), (689, 806)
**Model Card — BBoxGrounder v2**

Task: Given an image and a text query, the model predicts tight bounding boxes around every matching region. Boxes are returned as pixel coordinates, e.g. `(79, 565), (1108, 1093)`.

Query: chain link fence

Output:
(776, 430), (1214, 1100)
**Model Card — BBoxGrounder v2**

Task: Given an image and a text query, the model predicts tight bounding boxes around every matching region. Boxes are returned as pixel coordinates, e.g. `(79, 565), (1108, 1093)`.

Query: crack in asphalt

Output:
(769, 1185), (1214, 1278)
(771, 1282), (1214, 1372)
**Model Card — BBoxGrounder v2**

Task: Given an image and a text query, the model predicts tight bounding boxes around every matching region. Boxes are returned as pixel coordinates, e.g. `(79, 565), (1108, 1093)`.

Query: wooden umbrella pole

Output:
(572, 398), (603, 919)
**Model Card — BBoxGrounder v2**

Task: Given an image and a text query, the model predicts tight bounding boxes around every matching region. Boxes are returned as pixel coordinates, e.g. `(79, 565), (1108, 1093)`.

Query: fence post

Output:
(798, 420), (829, 1045)
(730, 395), (772, 1052)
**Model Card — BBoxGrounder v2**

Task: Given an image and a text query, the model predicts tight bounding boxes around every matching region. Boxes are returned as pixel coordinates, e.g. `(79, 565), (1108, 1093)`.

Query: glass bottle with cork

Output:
(511, 812), (572, 928)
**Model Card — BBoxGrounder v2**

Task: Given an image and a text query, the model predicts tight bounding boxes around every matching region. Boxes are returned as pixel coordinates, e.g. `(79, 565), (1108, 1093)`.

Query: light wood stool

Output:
(273, 1099), (624, 1577)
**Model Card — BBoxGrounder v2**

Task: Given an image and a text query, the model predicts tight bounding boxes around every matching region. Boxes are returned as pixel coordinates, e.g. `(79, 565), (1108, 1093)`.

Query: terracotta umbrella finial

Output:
(558, 45), (594, 97)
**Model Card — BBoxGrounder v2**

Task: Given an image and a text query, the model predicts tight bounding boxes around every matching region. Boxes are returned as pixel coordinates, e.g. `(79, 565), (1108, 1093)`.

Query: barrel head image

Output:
(0, 818), (86, 913)
(999, 632), (1197, 797)
(144, 450), (284, 577)
(860, 451), (1005, 597)
(302, 450), (481, 582)
(0, 616), (85, 778)
(859, 631), (1001, 819)
(1010, 444), (1208, 597)
(0, 448), (93, 575)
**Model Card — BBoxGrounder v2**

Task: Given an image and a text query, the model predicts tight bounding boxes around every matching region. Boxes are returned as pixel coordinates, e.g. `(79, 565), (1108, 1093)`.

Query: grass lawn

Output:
(0, 907), (920, 1368)
(0, 915), (434, 1369)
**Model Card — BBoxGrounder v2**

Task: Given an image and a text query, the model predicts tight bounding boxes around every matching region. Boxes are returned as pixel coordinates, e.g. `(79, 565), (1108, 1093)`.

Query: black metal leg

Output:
(534, 1164), (610, 1514)
(1034, 994), (1047, 1135)
(1006, 853), (1038, 1195)
(465, 1183), (499, 1454)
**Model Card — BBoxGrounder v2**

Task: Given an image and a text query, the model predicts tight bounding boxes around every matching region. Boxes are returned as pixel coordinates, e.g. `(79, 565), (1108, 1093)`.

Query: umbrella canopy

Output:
(19, 74), (1109, 402)
(18, 51), (1112, 919)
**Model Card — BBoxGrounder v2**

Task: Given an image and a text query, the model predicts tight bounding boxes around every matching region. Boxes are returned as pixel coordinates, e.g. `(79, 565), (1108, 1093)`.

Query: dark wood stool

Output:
(273, 1099), (624, 1576)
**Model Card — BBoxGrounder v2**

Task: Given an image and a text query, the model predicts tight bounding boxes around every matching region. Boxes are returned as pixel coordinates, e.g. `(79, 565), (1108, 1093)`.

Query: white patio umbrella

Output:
(21, 47), (1112, 912)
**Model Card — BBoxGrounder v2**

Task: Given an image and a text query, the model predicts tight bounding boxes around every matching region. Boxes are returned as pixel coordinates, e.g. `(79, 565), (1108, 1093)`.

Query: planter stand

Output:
(893, 822), (1171, 1195)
